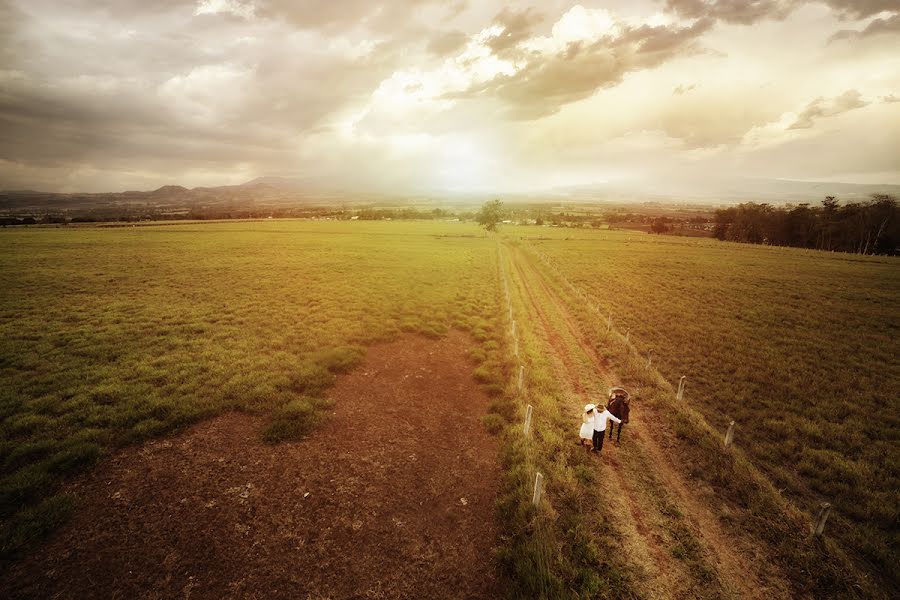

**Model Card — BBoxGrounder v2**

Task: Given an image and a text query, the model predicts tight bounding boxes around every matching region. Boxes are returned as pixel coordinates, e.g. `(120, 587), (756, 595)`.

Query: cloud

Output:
(830, 12), (900, 40)
(664, 0), (798, 25)
(195, 0), (257, 20)
(427, 30), (469, 56)
(485, 7), (544, 56)
(0, 0), (400, 179)
(882, 94), (900, 103)
(1, 0), (898, 192)
(257, 0), (433, 32)
(666, 0), (898, 25)
(819, 0), (899, 19)
(787, 89), (869, 129)
(450, 8), (714, 119)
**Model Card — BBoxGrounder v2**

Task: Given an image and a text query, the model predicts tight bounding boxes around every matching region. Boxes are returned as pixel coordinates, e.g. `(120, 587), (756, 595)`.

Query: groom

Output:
(592, 404), (622, 453)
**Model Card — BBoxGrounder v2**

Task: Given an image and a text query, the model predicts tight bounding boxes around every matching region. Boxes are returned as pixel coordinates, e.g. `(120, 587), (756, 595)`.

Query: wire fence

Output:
(496, 243), (555, 595)
(494, 238), (837, 598)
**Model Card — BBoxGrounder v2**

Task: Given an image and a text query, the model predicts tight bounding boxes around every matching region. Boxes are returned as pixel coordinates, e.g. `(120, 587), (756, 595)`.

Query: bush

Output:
(262, 397), (330, 443)
(44, 443), (102, 475)
(311, 346), (365, 374)
(481, 413), (505, 434)
(0, 493), (75, 562)
(287, 364), (335, 396)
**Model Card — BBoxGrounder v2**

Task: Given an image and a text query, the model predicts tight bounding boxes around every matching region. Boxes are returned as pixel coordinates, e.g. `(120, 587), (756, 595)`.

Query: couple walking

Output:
(579, 388), (631, 453)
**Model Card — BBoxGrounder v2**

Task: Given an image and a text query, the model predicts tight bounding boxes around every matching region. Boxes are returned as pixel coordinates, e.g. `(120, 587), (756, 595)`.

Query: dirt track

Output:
(3, 332), (500, 600)
(508, 244), (792, 600)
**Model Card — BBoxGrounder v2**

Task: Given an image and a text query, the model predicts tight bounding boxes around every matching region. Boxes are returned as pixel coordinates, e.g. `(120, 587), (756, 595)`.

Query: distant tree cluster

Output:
(713, 195), (898, 255)
(1, 207), (463, 225)
(355, 207), (452, 220)
(0, 217), (37, 226)
(649, 217), (671, 234)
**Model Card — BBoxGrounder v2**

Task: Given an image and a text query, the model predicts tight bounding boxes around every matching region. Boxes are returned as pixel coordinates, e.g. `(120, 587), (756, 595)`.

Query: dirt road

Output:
(506, 243), (792, 600)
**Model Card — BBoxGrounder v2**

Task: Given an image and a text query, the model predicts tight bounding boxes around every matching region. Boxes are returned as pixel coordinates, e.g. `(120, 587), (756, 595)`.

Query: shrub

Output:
(262, 397), (330, 443)
(0, 493), (75, 562)
(43, 443), (101, 475)
(287, 363), (335, 396)
(482, 413), (505, 434)
(311, 346), (365, 374)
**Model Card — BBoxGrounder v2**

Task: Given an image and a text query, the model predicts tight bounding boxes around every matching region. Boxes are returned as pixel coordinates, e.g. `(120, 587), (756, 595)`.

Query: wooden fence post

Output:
(523, 404), (533, 436)
(513, 338), (519, 358)
(518, 365), (525, 393)
(647, 349), (653, 368)
(676, 376), (686, 402)
(724, 421), (735, 448)
(532, 472), (543, 507)
(625, 330), (630, 342)
(607, 314), (612, 332)
(814, 502), (832, 536)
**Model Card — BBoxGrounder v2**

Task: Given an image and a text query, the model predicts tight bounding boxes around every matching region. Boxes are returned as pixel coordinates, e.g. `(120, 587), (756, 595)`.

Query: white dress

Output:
(579, 416), (594, 440)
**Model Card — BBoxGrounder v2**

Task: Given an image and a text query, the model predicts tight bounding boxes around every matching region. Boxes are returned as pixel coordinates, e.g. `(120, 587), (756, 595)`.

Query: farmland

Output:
(513, 227), (899, 591)
(0, 221), (505, 566)
(0, 219), (897, 598)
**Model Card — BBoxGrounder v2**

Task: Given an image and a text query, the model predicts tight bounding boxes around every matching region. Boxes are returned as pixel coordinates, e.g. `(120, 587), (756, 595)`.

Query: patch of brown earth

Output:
(3, 331), (500, 600)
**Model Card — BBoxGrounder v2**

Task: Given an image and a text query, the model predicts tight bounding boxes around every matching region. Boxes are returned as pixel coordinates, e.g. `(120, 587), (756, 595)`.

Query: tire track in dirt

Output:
(512, 244), (792, 600)
(508, 250), (692, 599)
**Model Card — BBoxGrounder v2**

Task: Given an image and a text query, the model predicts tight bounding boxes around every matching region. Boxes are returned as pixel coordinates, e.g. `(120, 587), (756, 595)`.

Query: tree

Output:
(476, 199), (505, 232)
(710, 195), (898, 254)
(650, 217), (670, 234)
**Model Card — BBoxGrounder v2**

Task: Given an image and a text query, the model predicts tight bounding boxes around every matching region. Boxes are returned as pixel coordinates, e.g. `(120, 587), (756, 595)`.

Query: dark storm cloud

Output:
(0, 0), (407, 182)
(453, 17), (714, 120)
(787, 89), (869, 129)
(0, 70), (300, 168)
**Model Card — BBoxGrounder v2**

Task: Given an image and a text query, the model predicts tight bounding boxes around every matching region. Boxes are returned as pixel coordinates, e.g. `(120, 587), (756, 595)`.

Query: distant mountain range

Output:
(0, 177), (354, 215)
(1, 176), (898, 216)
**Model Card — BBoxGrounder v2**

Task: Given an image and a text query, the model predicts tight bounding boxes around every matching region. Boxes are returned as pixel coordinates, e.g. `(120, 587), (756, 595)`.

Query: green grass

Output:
(490, 245), (640, 599)
(512, 227), (898, 596)
(4, 219), (896, 597)
(0, 220), (502, 562)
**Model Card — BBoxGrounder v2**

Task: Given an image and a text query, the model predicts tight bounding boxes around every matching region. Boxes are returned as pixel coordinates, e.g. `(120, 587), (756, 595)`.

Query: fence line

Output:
(529, 243), (752, 460)
(497, 242), (552, 592)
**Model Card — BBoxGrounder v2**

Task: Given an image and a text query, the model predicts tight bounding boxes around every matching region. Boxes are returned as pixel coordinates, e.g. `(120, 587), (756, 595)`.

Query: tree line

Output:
(713, 195), (898, 255)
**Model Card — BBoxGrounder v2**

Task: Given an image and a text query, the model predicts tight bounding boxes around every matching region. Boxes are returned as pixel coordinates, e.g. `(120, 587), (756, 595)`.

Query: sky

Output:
(0, 0), (898, 194)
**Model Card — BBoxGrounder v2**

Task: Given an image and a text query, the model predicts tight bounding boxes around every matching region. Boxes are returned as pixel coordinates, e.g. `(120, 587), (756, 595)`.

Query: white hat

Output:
(584, 403), (596, 412)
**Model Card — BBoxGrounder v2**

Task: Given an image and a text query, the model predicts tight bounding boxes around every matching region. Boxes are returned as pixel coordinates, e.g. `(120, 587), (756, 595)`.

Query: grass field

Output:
(514, 227), (899, 589)
(0, 221), (506, 561)
(2, 220), (897, 597)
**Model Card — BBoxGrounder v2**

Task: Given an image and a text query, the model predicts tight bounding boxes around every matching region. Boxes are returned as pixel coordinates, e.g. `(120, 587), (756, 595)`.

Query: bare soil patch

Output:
(3, 331), (500, 600)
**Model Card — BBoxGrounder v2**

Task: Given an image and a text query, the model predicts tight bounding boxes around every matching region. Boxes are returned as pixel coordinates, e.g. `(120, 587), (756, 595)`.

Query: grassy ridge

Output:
(513, 229), (896, 596)
(0, 221), (500, 562)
